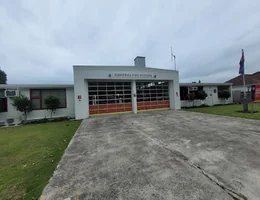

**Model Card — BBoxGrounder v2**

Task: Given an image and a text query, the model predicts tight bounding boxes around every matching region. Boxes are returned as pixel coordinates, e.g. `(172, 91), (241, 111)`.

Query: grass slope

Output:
(187, 104), (260, 120)
(0, 120), (81, 200)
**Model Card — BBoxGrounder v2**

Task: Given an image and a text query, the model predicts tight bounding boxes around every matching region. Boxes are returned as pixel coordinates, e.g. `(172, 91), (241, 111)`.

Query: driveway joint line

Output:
(130, 121), (248, 200)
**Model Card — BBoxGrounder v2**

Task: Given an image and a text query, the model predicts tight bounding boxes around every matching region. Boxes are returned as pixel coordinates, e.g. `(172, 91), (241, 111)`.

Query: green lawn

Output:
(0, 120), (81, 200)
(186, 104), (260, 120)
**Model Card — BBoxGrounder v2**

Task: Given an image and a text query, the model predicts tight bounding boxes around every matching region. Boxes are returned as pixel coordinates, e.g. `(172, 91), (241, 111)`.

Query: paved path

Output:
(41, 110), (260, 200)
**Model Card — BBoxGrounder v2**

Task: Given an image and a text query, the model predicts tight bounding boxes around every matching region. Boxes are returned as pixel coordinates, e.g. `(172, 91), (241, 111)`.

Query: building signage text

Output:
(110, 73), (156, 78)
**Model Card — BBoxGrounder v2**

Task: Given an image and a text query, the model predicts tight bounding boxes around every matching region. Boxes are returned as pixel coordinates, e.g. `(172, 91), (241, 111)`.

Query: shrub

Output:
(218, 90), (231, 99)
(195, 90), (208, 101)
(12, 95), (32, 122)
(44, 96), (60, 118)
(188, 93), (196, 107)
(218, 90), (231, 104)
(188, 93), (196, 101)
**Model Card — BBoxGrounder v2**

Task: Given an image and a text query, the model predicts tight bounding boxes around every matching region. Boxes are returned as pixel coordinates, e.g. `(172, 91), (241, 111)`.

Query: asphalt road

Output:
(40, 110), (260, 200)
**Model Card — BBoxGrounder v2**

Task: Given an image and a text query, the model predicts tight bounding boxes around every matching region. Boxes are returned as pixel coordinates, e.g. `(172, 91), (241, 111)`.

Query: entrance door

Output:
(205, 88), (214, 106)
(88, 81), (132, 115)
(136, 81), (170, 110)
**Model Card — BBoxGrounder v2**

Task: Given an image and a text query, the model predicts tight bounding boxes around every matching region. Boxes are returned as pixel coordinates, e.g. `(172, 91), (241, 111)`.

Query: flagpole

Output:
(242, 49), (246, 99)
(243, 73), (246, 99)
(171, 47), (176, 70)
(174, 55), (177, 71)
(240, 48), (248, 112)
(171, 47), (174, 70)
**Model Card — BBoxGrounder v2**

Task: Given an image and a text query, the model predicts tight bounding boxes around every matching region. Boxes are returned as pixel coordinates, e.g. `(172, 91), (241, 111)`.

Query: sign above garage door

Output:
(109, 73), (156, 79)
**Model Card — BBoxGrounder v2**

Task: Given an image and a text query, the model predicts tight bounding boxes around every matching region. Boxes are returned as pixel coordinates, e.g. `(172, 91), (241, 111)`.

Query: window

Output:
(30, 89), (66, 110)
(217, 86), (229, 98)
(180, 87), (188, 100)
(0, 90), (7, 112)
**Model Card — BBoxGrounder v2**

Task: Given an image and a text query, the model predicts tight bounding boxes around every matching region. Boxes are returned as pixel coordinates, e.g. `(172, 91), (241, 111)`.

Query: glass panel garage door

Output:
(136, 81), (170, 110)
(88, 81), (132, 115)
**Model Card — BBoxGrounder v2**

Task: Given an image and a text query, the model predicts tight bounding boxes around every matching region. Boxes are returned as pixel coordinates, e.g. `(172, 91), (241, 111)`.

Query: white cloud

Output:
(0, 0), (260, 84)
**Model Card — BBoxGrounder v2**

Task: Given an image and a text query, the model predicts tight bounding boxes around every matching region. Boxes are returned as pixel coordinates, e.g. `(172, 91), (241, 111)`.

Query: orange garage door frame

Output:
(89, 103), (132, 115)
(137, 100), (170, 111)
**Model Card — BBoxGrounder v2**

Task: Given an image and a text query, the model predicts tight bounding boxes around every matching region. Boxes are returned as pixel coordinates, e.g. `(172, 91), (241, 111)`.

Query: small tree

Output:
(0, 69), (7, 84)
(195, 90), (208, 104)
(44, 96), (60, 118)
(218, 90), (231, 104)
(12, 95), (32, 122)
(188, 92), (196, 107)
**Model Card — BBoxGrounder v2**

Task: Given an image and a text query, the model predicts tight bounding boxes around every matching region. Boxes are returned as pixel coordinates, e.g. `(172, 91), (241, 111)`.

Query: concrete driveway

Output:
(41, 110), (260, 200)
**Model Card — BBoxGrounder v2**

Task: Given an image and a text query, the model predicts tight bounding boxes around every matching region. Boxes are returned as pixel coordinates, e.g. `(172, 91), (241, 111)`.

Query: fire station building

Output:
(73, 56), (180, 119)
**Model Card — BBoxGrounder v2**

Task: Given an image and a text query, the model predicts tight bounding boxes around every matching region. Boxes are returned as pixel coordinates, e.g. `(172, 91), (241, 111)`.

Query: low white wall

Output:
(0, 87), (75, 124)
(181, 100), (204, 107)
(181, 98), (232, 108)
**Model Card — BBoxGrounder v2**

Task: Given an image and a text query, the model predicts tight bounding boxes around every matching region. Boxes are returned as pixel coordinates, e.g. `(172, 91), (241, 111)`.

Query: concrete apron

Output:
(40, 110), (260, 200)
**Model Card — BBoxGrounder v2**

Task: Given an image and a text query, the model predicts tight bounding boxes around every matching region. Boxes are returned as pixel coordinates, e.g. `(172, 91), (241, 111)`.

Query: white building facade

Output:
(73, 57), (180, 119)
(180, 83), (233, 107)
(0, 85), (75, 125)
(0, 57), (181, 123)
(0, 57), (234, 124)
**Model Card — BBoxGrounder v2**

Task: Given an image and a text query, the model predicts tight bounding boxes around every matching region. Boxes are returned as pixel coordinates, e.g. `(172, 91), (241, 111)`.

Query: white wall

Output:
(0, 87), (75, 124)
(232, 85), (252, 103)
(232, 85), (251, 92)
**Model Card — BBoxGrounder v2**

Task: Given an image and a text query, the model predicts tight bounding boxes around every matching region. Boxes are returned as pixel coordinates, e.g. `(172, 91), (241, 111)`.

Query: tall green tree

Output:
(0, 69), (7, 84)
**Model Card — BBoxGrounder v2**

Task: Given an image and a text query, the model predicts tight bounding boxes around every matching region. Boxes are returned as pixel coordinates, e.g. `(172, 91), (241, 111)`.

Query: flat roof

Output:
(73, 65), (178, 72)
(0, 82), (232, 89)
(0, 84), (74, 89)
(180, 83), (232, 87)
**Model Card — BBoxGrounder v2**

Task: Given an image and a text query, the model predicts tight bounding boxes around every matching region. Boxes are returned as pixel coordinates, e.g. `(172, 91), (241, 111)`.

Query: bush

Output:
(12, 95), (32, 122)
(195, 90), (208, 101)
(218, 91), (231, 105)
(181, 104), (209, 109)
(27, 116), (70, 124)
(44, 96), (60, 118)
(218, 90), (231, 99)
(188, 93), (196, 101)
(187, 93), (196, 107)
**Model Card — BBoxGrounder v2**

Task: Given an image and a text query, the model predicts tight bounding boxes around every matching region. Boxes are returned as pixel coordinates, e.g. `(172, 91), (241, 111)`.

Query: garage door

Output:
(88, 81), (132, 115)
(136, 81), (170, 110)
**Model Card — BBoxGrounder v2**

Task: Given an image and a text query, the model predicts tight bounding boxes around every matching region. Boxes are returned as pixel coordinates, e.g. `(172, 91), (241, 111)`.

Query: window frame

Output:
(0, 90), (8, 113)
(30, 89), (67, 110)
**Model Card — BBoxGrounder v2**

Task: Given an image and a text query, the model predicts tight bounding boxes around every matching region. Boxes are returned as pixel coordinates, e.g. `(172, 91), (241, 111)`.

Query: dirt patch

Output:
(3, 185), (27, 200)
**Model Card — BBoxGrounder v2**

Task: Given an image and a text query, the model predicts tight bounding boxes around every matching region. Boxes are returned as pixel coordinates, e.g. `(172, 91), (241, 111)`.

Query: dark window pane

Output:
(98, 82), (106, 86)
(88, 82), (97, 86)
(31, 90), (40, 98)
(0, 90), (5, 98)
(107, 82), (114, 86)
(0, 98), (7, 112)
(32, 99), (41, 109)
(88, 86), (97, 91)
(41, 89), (66, 108)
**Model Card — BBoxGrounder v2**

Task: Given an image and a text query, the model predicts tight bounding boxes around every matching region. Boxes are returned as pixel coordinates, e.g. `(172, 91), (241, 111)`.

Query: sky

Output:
(0, 0), (260, 84)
